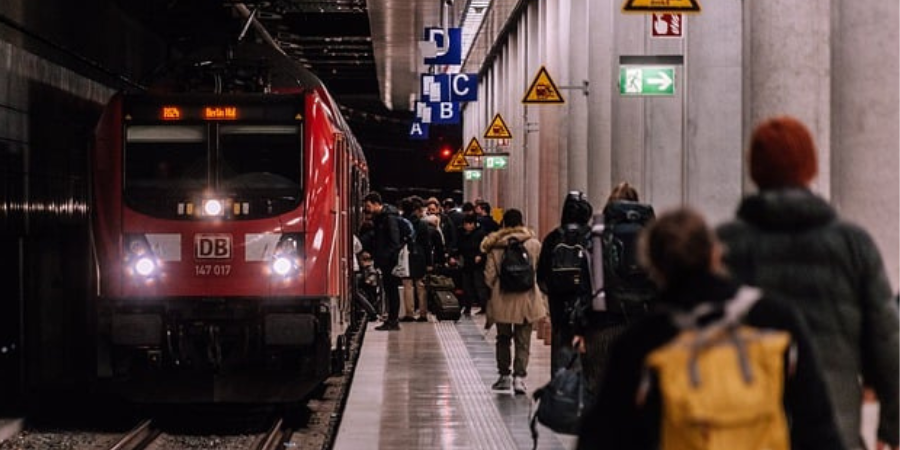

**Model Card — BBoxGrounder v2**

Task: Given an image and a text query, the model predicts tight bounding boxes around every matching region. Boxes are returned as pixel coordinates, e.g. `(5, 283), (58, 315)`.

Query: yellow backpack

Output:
(639, 287), (795, 450)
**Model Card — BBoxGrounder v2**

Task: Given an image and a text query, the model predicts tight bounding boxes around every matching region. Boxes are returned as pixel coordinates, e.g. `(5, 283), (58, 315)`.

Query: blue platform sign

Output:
(409, 121), (429, 140)
(421, 74), (479, 102)
(422, 27), (462, 66)
(415, 101), (460, 125)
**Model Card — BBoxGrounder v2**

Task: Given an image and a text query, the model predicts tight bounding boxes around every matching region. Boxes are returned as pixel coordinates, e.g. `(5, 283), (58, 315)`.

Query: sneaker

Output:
(513, 377), (527, 395)
(474, 308), (486, 315)
(399, 316), (415, 322)
(375, 322), (400, 331)
(416, 316), (429, 322)
(462, 307), (472, 316)
(491, 375), (512, 391)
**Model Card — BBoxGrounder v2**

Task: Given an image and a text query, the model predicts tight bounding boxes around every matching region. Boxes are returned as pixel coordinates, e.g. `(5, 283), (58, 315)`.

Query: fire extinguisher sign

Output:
(652, 14), (683, 38)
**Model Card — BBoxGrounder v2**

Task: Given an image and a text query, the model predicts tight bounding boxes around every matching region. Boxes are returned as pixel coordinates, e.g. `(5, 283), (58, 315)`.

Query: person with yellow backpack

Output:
(576, 207), (845, 450)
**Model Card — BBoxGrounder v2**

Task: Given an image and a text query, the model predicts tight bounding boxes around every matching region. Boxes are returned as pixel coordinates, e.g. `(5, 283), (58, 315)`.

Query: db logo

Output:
(195, 234), (232, 260)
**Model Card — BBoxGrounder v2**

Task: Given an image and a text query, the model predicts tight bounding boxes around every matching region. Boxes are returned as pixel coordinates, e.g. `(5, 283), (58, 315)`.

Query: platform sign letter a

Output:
(409, 121), (429, 140)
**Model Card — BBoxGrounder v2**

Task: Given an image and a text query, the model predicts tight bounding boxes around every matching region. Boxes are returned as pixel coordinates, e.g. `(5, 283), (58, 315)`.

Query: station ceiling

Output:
(110, 0), (473, 197)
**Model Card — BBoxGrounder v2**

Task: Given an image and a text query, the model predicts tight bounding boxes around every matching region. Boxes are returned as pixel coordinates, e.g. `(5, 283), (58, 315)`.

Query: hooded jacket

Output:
(481, 226), (547, 325)
(370, 204), (402, 270)
(717, 188), (899, 448)
(576, 273), (845, 450)
(536, 194), (593, 328)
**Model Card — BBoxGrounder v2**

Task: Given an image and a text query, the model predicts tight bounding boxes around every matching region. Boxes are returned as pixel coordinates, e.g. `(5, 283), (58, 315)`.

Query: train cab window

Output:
(124, 125), (208, 215)
(219, 124), (302, 213)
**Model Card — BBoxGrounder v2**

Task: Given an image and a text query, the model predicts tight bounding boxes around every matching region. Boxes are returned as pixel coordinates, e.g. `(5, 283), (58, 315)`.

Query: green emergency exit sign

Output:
(484, 154), (509, 170)
(464, 169), (483, 180)
(619, 66), (676, 96)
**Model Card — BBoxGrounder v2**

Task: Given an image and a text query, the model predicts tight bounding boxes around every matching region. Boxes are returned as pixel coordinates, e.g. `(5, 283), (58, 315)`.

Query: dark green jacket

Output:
(717, 188), (899, 448)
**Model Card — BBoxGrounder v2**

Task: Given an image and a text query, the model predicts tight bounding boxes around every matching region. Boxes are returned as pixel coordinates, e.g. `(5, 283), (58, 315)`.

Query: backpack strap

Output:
(673, 286), (762, 387)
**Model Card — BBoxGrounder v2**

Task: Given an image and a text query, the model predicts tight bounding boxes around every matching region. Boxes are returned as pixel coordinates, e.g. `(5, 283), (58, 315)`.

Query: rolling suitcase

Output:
(429, 289), (462, 321)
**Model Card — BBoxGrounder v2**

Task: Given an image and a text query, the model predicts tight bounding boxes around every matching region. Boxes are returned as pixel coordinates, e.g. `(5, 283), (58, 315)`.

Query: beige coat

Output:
(481, 226), (547, 325)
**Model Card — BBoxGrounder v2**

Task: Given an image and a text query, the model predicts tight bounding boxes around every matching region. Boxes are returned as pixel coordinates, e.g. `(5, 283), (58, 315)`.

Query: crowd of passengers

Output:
(356, 115), (898, 450)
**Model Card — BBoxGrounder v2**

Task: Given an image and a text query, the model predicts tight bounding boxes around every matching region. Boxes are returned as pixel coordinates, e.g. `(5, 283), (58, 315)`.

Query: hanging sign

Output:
(463, 137), (485, 157)
(484, 154), (509, 170)
(409, 121), (429, 140)
(522, 66), (564, 104)
(421, 27), (462, 65)
(484, 114), (513, 139)
(463, 169), (483, 181)
(444, 150), (469, 173)
(622, 0), (700, 14)
(421, 74), (479, 102)
(619, 66), (676, 96)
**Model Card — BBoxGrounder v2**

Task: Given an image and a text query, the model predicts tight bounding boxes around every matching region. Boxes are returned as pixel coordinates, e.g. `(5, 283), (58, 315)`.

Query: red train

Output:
(90, 45), (368, 403)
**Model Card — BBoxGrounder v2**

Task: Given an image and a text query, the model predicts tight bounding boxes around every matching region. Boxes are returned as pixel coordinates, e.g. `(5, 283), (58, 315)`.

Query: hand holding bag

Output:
(391, 244), (411, 278)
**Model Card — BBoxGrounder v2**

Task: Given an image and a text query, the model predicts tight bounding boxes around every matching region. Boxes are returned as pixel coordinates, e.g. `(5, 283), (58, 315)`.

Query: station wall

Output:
(461, 0), (899, 291)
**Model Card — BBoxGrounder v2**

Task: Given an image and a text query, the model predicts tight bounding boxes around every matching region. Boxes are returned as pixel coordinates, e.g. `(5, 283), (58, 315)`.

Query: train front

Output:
(91, 93), (339, 403)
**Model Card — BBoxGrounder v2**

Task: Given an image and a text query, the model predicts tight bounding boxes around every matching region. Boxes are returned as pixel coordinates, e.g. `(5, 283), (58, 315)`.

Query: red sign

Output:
(652, 13), (683, 38)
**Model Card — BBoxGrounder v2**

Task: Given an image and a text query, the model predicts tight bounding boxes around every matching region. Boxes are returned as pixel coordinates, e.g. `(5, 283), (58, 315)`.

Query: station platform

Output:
(333, 312), (882, 450)
(333, 313), (575, 450)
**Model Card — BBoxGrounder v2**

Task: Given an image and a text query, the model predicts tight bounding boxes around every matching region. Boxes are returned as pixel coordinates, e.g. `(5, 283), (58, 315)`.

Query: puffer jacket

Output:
(716, 188), (899, 449)
(481, 226), (547, 325)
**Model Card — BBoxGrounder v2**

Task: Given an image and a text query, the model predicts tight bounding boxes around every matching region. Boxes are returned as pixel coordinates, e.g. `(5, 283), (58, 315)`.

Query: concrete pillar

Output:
(566, 0), (590, 196)
(685, 0), (744, 224)
(831, 0), (899, 290)
(586, 1), (614, 208)
(743, 0), (832, 196)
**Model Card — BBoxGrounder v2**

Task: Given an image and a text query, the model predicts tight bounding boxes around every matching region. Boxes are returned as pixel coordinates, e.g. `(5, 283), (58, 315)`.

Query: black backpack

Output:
(499, 237), (535, 292)
(548, 224), (592, 296)
(602, 201), (656, 315)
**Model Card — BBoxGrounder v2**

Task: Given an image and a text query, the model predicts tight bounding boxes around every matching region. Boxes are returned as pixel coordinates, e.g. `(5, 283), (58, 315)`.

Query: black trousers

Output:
(379, 268), (402, 324)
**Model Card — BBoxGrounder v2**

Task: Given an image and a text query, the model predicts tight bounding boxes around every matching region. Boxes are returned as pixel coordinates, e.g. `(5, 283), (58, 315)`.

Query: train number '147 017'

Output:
(195, 264), (232, 276)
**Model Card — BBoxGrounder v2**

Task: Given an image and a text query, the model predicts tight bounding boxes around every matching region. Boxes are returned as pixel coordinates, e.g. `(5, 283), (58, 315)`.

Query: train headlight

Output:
(270, 233), (304, 279)
(202, 199), (224, 217)
(272, 256), (294, 276)
(125, 234), (161, 280)
(134, 257), (157, 277)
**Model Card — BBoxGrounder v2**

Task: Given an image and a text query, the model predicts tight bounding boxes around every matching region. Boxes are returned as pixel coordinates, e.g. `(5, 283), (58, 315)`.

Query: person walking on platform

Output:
(457, 214), (488, 316)
(577, 207), (844, 450)
(482, 209), (545, 395)
(363, 191), (403, 331)
(717, 115), (899, 450)
(536, 190), (594, 375)
(575, 182), (657, 393)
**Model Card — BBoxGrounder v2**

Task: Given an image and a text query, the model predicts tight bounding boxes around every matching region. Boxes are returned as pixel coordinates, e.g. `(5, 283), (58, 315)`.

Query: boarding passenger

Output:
(363, 191), (403, 331)
(717, 115), (899, 450)
(476, 200), (500, 234)
(457, 214), (488, 316)
(536, 190), (594, 375)
(577, 207), (844, 450)
(482, 209), (545, 395)
(399, 196), (431, 323)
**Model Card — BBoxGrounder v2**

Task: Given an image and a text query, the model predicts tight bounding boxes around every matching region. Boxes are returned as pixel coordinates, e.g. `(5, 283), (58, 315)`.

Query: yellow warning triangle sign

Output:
(522, 66), (565, 104)
(463, 137), (485, 156)
(445, 150), (469, 172)
(621, 0), (701, 13)
(484, 114), (513, 139)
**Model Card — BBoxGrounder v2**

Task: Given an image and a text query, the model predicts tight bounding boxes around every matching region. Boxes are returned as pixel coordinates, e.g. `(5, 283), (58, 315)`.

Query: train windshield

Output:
(125, 125), (208, 191)
(123, 123), (303, 219)
(219, 124), (302, 194)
